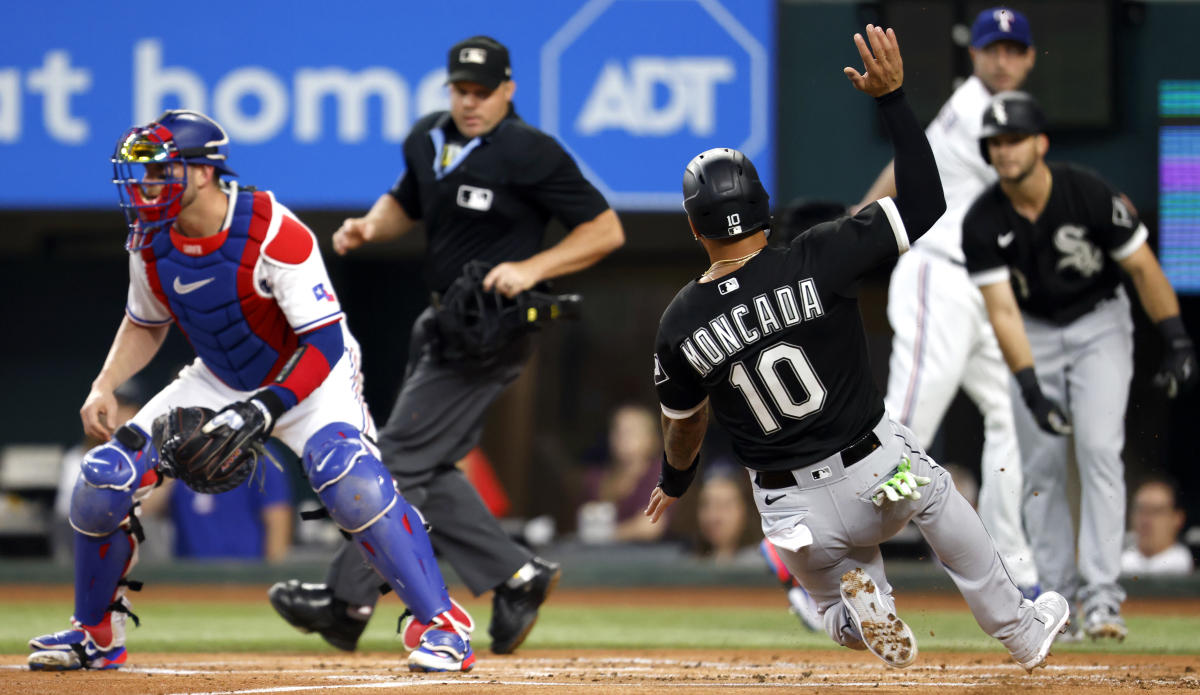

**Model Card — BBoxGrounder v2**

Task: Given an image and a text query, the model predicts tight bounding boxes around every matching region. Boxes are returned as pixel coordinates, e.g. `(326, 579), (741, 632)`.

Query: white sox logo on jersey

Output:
(1054, 225), (1103, 277)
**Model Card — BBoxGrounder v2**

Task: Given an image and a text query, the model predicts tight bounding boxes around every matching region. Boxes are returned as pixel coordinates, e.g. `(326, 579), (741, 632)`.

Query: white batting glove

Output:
(872, 457), (931, 506)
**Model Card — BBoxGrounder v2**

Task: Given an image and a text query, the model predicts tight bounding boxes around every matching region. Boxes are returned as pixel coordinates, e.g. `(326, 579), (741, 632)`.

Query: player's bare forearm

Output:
(661, 408), (706, 470)
(1120, 243), (1182, 323)
(94, 317), (169, 392)
(980, 283), (1035, 373)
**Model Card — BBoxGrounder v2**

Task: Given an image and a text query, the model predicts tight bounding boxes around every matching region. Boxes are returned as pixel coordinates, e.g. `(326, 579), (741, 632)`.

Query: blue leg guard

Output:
(68, 425), (155, 628)
(304, 423), (451, 624)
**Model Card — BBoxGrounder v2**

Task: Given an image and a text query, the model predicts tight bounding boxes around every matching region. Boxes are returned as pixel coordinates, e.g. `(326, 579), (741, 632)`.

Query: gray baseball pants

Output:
(325, 306), (535, 605)
(1014, 290), (1133, 614)
(757, 414), (1051, 658)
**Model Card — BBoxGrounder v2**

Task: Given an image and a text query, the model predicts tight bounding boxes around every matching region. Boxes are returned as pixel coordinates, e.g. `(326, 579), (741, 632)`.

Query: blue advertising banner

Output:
(0, 0), (773, 210)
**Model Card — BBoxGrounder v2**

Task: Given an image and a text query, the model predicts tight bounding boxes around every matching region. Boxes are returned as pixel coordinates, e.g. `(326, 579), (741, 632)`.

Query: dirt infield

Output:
(3, 650), (1199, 695)
(3, 586), (1198, 694)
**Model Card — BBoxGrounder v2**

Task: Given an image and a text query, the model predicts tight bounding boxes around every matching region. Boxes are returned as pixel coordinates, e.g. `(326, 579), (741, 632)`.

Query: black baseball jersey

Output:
(962, 162), (1148, 325)
(654, 201), (909, 472)
(389, 108), (610, 293)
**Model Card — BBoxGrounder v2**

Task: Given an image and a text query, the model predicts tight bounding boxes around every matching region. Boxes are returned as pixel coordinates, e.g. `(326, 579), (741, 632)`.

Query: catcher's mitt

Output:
(432, 260), (581, 365)
(152, 406), (259, 494)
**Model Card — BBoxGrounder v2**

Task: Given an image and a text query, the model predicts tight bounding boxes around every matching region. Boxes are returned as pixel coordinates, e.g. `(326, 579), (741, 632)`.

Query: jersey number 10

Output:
(729, 343), (826, 434)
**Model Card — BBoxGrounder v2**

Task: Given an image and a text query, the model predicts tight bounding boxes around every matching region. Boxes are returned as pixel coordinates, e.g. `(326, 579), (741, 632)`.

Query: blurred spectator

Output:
(140, 445), (293, 563)
(578, 404), (667, 543)
(1121, 477), (1193, 576)
(942, 463), (980, 509)
(694, 465), (759, 565)
(52, 379), (148, 562)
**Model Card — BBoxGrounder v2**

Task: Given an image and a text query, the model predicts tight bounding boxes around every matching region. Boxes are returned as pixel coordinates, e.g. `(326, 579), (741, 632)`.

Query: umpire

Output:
(271, 35), (624, 655)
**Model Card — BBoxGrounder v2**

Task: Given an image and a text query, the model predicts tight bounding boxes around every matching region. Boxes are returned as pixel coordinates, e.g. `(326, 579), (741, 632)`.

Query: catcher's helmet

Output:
(112, 110), (237, 251)
(978, 91), (1046, 164)
(682, 148), (770, 239)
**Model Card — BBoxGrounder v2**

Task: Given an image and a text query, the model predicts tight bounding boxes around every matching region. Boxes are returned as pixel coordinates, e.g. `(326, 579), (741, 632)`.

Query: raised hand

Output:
(843, 24), (903, 97)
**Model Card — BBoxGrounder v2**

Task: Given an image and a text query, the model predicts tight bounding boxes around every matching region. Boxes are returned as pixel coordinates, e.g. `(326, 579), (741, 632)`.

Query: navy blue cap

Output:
(971, 7), (1033, 48)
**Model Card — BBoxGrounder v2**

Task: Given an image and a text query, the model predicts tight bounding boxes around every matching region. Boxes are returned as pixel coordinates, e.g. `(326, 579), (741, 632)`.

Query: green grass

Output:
(4, 599), (1199, 655)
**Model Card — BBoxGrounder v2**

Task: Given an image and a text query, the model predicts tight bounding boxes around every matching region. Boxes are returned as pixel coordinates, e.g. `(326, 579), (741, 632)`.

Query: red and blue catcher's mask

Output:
(111, 110), (237, 251)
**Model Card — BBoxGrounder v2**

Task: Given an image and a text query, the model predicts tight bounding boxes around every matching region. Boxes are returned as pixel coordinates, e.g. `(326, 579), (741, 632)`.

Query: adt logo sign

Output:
(541, 0), (772, 210)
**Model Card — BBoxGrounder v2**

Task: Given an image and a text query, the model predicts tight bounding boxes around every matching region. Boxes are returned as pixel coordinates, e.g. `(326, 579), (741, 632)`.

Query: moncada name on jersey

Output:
(682, 278), (824, 377)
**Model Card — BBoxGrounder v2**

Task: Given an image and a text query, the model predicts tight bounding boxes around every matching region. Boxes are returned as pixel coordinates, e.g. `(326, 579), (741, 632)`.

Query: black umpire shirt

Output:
(389, 107), (610, 293)
(962, 162), (1148, 325)
(653, 203), (908, 472)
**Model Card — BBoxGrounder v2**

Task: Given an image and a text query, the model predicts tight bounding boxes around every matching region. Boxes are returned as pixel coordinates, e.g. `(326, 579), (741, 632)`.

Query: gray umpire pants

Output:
(326, 306), (535, 605)
(1014, 290), (1133, 614)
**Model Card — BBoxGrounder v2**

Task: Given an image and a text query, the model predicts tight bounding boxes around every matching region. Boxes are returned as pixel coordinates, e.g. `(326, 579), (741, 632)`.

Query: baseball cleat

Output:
(268, 580), (368, 652)
(408, 628), (475, 673)
(28, 628), (127, 671)
(489, 557), (561, 654)
(1083, 605), (1127, 641)
(400, 599), (476, 651)
(839, 568), (917, 668)
(1013, 591), (1070, 672)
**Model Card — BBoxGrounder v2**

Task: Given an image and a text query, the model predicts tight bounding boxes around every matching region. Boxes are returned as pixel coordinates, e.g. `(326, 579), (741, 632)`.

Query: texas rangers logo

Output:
(313, 283), (336, 302)
(1053, 225), (1103, 277)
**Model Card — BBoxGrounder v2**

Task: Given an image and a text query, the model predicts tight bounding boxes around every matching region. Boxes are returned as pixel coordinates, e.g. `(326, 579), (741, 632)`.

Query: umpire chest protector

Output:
(393, 110), (608, 293)
(141, 186), (299, 390)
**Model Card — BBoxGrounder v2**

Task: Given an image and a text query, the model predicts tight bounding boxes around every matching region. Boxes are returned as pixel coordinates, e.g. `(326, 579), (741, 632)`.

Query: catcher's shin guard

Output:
(68, 426), (154, 627)
(303, 424), (452, 624)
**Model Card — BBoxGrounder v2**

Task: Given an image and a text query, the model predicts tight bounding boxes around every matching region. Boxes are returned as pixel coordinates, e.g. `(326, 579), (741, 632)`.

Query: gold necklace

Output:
(702, 248), (764, 279)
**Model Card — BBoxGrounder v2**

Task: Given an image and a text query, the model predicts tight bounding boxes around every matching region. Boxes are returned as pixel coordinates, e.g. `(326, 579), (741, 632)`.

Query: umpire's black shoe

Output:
(488, 557), (562, 654)
(268, 580), (367, 652)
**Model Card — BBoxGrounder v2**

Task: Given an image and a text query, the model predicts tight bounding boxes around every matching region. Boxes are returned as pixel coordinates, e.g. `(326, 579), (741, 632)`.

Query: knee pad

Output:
(303, 423), (396, 533)
(70, 426), (155, 537)
(303, 424), (451, 624)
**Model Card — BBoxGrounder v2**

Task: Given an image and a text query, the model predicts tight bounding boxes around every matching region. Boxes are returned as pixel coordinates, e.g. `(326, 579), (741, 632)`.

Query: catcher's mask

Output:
(112, 110), (236, 251)
(978, 91), (1046, 164)
(682, 147), (771, 240)
(432, 260), (581, 365)
(154, 406), (259, 495)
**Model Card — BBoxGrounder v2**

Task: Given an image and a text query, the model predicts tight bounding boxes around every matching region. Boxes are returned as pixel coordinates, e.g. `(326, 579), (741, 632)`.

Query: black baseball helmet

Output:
(682, 148), (770, 239)
(978, 91), (1046, 163)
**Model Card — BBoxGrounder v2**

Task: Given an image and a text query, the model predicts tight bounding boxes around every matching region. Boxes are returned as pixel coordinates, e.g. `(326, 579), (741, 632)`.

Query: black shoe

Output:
(488, 558), (561, 654)
(268, 580), (367, 652)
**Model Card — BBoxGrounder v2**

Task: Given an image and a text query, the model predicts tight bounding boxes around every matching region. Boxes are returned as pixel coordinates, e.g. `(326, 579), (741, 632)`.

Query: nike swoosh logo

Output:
(998, 231), (1015, 248)
(173, 276), (215, 294)
(764, 494), (786, 505)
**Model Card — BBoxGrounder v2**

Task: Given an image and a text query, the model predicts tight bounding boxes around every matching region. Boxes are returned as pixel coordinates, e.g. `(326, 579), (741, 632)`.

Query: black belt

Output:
(754, 429), (883, 490)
